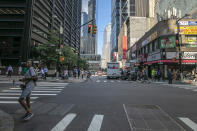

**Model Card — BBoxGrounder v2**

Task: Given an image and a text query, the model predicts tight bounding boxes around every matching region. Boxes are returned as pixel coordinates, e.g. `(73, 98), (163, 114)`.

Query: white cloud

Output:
(82, 0), (88, 13)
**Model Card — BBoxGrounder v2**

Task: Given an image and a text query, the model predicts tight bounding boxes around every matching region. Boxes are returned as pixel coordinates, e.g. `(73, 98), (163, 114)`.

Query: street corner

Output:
(0, 109), (14, 131)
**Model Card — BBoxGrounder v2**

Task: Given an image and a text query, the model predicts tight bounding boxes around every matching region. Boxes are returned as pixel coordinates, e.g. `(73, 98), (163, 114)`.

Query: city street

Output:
(0, 76), (197, 131)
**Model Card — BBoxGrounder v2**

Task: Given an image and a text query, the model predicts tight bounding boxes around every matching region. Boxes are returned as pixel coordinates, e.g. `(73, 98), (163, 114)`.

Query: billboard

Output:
(122, 36), (127, 60)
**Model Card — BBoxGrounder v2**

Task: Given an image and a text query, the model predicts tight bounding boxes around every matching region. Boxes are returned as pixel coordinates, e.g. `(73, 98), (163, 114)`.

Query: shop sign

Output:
(179, 21), (197, 26)
(160, 36), (176, 48)
(166, 52), (178, 59)
(147, 52), (161, 62)
(142, 32), (157, 47)
(182, 52), (197, 59)
(185, 36), (197, 45)
(175, 26), (197, 34)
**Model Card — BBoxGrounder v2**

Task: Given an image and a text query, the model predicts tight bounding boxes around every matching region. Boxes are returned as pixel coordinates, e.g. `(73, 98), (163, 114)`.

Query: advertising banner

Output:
(175, 26), (197, 34)
(147, 52), (161, 62)
(160, 36), (176, 49)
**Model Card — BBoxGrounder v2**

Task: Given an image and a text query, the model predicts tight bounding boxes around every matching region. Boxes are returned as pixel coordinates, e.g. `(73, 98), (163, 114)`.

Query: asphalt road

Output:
(0, 76), (197, 131)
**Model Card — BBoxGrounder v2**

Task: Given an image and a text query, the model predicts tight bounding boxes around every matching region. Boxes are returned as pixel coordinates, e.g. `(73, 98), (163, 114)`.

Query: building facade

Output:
(101, 23), (111, 69)
(0, 0), (82, 66)
(87, 0), (97, 54)
(131, 19), (197, 78)
(80, 12), (88, 54)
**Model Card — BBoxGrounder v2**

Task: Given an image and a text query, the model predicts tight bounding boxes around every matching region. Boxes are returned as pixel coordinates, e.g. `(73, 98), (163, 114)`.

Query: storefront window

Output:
(184, 35), (197, 47)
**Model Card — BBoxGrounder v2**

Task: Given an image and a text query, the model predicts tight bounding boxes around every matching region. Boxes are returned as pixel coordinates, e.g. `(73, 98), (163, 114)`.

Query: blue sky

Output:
(82, 0), (111, 55)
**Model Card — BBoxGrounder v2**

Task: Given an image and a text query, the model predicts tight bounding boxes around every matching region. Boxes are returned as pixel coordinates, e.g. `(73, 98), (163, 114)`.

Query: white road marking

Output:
(110, 81), (114, 83)
(10, 88), (63, 91)
(2, 90), (61, 93)
(179, 117), (197, 131)
(104, 81), (107, 83)
(0, 93), (57, 96)
(0, 101), (34, 104)
(88, 115), (104, 131)
(96, 80), (100, 83)
(0, 97), (38, 99)
(117, 81), (121, 82)
(51, 113), (76, 131)
(35, 87), (65, 89)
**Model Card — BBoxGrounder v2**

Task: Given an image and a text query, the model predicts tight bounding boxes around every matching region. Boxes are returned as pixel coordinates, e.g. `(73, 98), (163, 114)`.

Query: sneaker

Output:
(21, 112), (29, 119)
(23, 113), (34, 121)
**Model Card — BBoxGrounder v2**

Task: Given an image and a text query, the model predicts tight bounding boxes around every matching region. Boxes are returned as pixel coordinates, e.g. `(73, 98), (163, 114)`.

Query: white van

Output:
(107, 62), (121, 79)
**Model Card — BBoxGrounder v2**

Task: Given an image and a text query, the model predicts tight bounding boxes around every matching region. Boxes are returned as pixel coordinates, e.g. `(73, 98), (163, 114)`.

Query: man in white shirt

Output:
(18, 60), (36, 121)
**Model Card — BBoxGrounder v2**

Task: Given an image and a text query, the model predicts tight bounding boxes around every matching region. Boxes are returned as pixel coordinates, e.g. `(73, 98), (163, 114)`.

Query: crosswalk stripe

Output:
(35, 87), (65, 89)
(0, 97), (38, 99)
(104, 81), (107, 83)
(0, 101), (34, 104)
(111, 81), (114, 82)
(51, 113), (76, 131)
(2, 90), (61, 93)
(10, 88), (63, 91)
(179, 117), (197, 131)
(88, 115), (104, 131)
(0, 93), (57, 96)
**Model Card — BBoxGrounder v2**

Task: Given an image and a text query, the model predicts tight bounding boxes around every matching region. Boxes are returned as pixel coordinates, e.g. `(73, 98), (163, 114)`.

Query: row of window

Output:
(32, 27), (48, 39)
(0, 8), (25, 15)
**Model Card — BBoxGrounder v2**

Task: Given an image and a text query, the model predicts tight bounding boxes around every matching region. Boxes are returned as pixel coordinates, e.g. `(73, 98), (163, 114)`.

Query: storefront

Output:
(135, 19), (197, 79)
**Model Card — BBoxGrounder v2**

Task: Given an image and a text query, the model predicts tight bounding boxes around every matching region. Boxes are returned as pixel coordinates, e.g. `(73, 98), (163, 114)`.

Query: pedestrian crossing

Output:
(50, 112), (197, 131)
(158, 83), (197, 92)
(51, 113), (104, 131)
(0, 82), (68, 104)
(95, 80), (121, 83)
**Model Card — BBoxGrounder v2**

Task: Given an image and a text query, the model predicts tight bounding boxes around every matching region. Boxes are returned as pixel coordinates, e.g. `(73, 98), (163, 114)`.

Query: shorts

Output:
(20, 84), (34, 99)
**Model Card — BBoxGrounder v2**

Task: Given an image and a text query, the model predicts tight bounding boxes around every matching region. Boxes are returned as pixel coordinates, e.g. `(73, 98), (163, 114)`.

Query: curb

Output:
(0, 109), (14, 131)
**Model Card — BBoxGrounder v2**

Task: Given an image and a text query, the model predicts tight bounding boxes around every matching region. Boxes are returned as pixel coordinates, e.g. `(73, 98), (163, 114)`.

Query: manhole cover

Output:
(123, 104), (184, 131)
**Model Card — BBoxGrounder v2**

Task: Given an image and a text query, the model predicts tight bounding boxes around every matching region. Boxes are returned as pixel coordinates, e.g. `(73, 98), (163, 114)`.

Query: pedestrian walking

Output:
(18, 60), (37, 121)
(18, 66), (22, 76)
(157, 70), (161, 81)
(43, 66), (48, 79)
(151, 69), (155, 81)
(7, 65), (13, 78)
(81, 69), (84, 79)
(64, 69), (69, 80)
(168, 69), (172, 84)
(78, 69), (80, 78)
(23, 67), (27, 75)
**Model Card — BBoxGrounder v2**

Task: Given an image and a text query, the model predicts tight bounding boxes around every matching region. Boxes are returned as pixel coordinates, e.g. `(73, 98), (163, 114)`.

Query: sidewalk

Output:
(0, 75), (86, 83)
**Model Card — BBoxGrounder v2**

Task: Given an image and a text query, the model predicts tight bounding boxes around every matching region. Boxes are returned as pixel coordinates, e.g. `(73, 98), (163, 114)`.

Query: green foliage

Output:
(36, 30), (89, 70)
(36, 30), (59, 66)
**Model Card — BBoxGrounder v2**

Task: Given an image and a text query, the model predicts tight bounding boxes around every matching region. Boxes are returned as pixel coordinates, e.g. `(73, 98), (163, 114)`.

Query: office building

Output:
(80, 12), (88, 54)
(101, 23), (111, 69)
(87, 0), (97, 54)
(0, 0), (82, 66)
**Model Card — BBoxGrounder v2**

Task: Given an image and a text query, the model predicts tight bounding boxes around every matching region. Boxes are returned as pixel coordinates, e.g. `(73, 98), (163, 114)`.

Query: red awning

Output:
(144, 59), (197, 65)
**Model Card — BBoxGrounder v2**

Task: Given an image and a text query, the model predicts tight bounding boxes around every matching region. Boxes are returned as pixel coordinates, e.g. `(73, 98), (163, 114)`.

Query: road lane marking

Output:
(104, 81), (107, 83)
(0, 93), (57, 96)
(110, 81), (114, 83)
(2, 90), (61, 93)
(10, 88), (63, 91)
(123, 104), (134, 131)
(0, 97), (38, 99)
(96, 80), (100, 83)
(88, 115), (104, 131)
(0, 101), (34, 104)
(179, 117), (197, 131)
(117, 81), (121, 82)
(51, 113), (76, 131)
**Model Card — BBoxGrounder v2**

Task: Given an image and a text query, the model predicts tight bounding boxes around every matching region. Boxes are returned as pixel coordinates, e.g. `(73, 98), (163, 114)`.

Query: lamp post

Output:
(176, 14), (190, 81)
(53, 15), (63, 80)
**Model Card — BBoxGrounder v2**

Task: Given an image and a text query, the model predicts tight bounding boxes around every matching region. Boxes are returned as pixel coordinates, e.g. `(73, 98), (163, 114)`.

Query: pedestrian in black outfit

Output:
(168, 69), (172, 84)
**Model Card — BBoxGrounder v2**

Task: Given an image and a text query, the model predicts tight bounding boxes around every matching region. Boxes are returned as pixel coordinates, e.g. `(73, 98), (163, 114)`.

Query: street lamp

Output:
(176, 14), (190, 81)
(53, 15), (63, 80)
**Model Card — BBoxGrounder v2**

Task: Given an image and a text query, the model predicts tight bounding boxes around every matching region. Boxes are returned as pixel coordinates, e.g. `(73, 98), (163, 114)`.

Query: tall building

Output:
(80, 12), (88, 54)
(101, 23), (111, 69)
(0, 0), (82, 66)
(87, 0), (97, 54)
(111, 0), (135, 59)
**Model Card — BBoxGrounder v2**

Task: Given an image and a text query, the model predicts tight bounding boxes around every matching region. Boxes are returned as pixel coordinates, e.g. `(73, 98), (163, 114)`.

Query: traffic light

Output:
(60, 56), (65, 62)
(88, 24), (92, 33)
(92, 24), (97, 34)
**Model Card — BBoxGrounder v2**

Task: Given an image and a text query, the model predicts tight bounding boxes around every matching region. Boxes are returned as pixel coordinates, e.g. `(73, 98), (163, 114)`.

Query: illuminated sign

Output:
(175, 26), (197, 34)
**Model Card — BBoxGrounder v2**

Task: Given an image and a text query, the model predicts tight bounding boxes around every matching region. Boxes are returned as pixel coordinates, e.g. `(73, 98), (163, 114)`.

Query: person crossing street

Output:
(18, 60), (37, 121)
